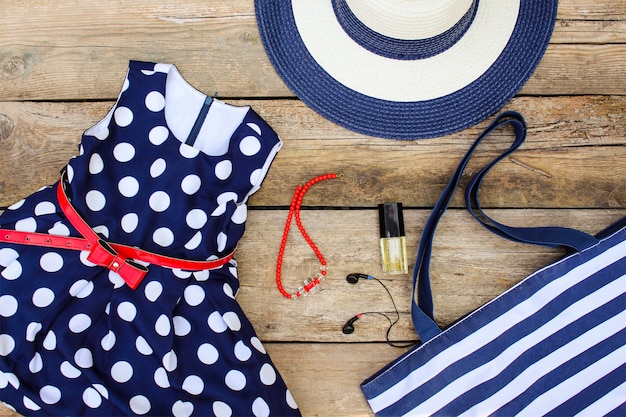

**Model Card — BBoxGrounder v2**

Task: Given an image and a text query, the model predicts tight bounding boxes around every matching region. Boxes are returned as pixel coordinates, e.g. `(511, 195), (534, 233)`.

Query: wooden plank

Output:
(237, 208), (626, 342)
(266, 343), (405, 417)
(0, 0), (624, 100)
(0, 96), (624, 208)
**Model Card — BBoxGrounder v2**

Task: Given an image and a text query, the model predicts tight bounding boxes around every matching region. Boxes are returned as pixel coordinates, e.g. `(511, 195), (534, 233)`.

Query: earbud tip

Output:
(342, 324), (355, 334)
(346, 274), (359, 284)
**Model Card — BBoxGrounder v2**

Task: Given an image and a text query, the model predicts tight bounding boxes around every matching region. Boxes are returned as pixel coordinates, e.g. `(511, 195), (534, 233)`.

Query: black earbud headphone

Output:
(343, 273), (415, 348)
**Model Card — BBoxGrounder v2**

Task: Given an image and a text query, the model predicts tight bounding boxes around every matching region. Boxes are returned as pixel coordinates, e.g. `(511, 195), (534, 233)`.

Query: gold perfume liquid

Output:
(380, 236), (408, 275)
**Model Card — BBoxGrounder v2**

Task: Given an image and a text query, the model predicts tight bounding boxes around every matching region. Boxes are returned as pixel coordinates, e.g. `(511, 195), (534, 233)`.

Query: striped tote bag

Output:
(361, 112), (626, 416)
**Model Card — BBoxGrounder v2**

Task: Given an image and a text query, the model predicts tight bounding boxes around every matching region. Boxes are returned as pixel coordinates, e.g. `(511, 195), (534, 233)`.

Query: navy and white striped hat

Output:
(255, 0), (558, 139)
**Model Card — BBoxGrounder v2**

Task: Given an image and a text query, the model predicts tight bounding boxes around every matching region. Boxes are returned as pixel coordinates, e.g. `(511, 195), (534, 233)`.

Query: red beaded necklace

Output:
(276, 173), (341, 299)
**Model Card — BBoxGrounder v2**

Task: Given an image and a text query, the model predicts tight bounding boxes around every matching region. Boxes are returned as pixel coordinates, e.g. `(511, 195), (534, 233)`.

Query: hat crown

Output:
(345, 0), (475, 40)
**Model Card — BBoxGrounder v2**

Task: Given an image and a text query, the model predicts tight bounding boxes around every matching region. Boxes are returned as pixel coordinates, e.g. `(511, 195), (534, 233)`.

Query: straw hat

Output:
(255, 0), (558, 139)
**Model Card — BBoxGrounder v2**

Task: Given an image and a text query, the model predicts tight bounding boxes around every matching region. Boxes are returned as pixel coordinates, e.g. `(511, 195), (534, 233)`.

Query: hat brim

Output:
(255, 0), (557, 139)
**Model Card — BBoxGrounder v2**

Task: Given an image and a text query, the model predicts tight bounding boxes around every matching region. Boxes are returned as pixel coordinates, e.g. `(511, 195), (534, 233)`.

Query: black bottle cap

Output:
(379, 203), (405, 238)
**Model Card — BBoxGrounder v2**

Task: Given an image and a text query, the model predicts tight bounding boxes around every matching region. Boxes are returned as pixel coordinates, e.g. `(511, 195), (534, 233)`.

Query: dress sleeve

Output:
(230, 109), (283, 203)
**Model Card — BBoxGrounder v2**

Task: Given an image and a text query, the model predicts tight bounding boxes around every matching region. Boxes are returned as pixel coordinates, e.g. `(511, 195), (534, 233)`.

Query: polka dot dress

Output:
(0, 61), (300, 416)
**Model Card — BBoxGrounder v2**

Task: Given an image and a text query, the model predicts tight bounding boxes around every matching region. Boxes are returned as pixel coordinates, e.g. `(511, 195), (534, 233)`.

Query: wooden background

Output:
(1, 1), (624, 416)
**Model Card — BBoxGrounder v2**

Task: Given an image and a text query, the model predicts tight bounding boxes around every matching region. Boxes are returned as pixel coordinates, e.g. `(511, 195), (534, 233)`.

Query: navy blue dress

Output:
(0, 61), (300, 416)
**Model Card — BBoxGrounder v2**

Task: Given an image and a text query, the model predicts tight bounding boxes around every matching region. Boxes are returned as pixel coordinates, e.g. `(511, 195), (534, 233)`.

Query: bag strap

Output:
(411, 111), (599, 343)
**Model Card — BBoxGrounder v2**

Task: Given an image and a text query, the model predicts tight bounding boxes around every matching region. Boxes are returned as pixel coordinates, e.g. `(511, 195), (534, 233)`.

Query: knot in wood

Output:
(0, 114), (14, 142)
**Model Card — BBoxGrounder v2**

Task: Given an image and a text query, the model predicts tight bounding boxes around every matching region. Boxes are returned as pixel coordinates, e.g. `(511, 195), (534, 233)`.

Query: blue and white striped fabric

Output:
(361, 112), (626, 416)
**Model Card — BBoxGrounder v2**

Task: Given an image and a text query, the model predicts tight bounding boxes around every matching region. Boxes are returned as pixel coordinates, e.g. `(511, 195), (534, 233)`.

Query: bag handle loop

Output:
(411, 111), (599, 343)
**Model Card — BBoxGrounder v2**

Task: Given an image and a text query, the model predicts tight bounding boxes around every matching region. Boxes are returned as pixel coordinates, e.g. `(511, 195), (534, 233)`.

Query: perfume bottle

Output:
(379, 203), (408, 275)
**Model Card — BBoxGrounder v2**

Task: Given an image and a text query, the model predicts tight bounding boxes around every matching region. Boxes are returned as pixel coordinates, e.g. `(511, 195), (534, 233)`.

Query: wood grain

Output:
(0, 0), (624, 415)
(0, 96), (624, 208)
(0, 1), (624, 100)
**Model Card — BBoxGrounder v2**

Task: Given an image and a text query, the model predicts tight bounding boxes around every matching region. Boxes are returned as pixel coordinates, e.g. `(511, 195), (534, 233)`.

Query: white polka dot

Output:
(217, 232), (228, 252)
(162, 350), (178, 372)
(117, 301), (137, 322)
(184, 285), (205, 307)
(252, 397), (270, 417)
(172, 400), (194, 417)
(190, 271), (207, 283)
(153, 227), (175, 247)
(113, 142), (135, 162)
(42, 331), (56, 350)
(32, 288), (55, 308)
(215, 160), (233, 180)
(26, 322), (42, 342)
(114, 107), (133, 127)
(169, 270), (190, 280)
(29, 352), (43, 373)
(186, 209), (207, 229)
(248, 123), (262, 135)
(225, 370), (246, 391)
(101, 331), (116, 351)
(0, 334), (15, 356)
(121, 213), (139, 233)
(118, 176), (140, 197)
(155, 314), (171, 337)
(15, 217), (37, 232)
(89, 153), (104, 174)
(154, 367), (170, 388)
(93, 224), (109, 238)
(217, 191), (238, 206)
(111, 361), (133, 383)
(74, 348), (93, 368)
(34, 201), (56, 216)
(60, 361), (81, 379)
(229, 265), (238, 278)
(234, 341), (252, 362)
(180, 144), (200, 159)
(240, 136), (261, 156)
(223, 311), (241, 331)
(48, 221), (71, 236)
(93, 384), (108, 400)
(231, 204), (247, 225)
(150, 158), (167, 178)
(0, 295), (18, 317)
(68, 313), (92, 333)
(23, 396), (41, 411)
(208, 311), (228, 333)
(198, 343), (219, 365)
(213, 401), (233, 417)
(173, 316), (192, 337)
(181, 175), (201, 195)
(83, 387), (102, 409)
(184, 231), (202, 250)
(39, 385), (61, 405)
(251, 337), (266, 354)
(121, 77), (130, 92)
(149, 126), (169, 145)
(1, 260), (22, 280)
(129, 395), (151, 415)
(40, 252), (63, 273)
(223, 283), (235, 299)
(135, 336), (153, 355)
(86, 190), (106, 211)
(7, 198), (25, 210)
(80, 251), (97, 267)
(182, 375), (204, 396)
(69, 280), (94, 298)
(250, 168), (263, 187)
(149, 191), (170, 212)
(260, 363), (277, 386)
(144, 281), (163, 302)
(145, 91), (165, 112)
(0, 248), (19, 267)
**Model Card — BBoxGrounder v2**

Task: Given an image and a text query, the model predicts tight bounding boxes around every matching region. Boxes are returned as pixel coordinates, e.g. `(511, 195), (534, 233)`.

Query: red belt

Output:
(0, 178), (235, 289)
